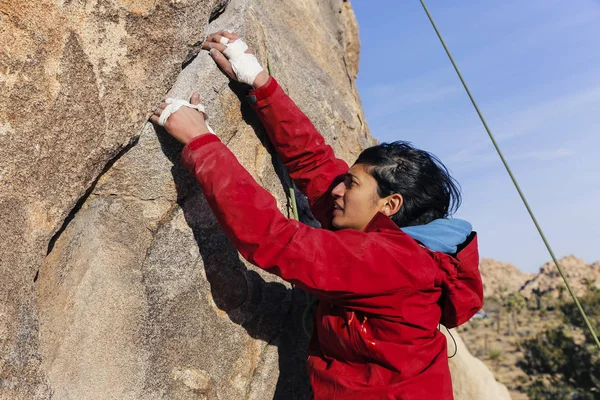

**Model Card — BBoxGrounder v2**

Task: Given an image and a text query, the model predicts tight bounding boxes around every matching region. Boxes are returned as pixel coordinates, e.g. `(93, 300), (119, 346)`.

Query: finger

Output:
(201, 41), (227, 52)
(190, 92), (200, 106)
(153, 107), (163, 116)
(207, 33), (228, 45)
(207, 33), (227, 44)
(207, 30), (239, 40)
(206, 32), (229, 43)
(160, 102), (167, 109)
(220, 31), (239, 41)
(150, 115), (160, 125)
(209, 49), (236, 80)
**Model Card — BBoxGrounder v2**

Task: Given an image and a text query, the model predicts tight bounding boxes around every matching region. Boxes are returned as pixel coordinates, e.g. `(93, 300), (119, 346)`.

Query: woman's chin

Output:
(331, 216), (343, 229)
(331, 215), (349, 230)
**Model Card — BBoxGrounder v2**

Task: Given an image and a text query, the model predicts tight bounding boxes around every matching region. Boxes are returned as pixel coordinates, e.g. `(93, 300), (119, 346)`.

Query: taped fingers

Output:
(220, 30), (239, 40)
(222, 39), (248, 58)
(210, 30), (239, 41)
(205, 33), (231, 45)
(209, 33), (226, 43)
(203, 35), (264, 86)
(209, 49), (236, 79)
(201, 41), (227, 52)
(153, 103), (167, 117)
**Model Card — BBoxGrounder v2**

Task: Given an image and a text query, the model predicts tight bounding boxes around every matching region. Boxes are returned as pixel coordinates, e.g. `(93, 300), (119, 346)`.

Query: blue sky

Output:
(353, 0), (600, 272)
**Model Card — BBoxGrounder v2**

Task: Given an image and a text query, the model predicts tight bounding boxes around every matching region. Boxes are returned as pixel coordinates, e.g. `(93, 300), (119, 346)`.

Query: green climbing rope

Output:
(418, 0), (600, 350)
(289, 188), (299, 220)
(267, 54), (299, 221)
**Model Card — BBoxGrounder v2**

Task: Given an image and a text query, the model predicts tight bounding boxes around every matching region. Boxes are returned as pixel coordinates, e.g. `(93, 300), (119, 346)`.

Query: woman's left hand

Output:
(150, 92), (211, 145)
(203, 30), (269, 89)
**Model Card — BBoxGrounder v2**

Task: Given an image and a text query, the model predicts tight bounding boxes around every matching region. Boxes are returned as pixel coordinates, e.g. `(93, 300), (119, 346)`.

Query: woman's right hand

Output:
(202, 31), (270, 89)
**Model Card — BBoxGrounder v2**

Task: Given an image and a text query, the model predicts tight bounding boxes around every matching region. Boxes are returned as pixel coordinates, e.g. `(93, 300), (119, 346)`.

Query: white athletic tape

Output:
(222, 39), (264, 86)
(158, 98), (215, 134)
(219, 36), (229, 45)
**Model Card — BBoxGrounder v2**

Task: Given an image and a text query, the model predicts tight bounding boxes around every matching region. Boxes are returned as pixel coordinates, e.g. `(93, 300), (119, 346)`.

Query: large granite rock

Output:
(0, 0), (508, 398)
(444, 329), (512, 400)
(520, 255), (600, 299)
(479, 259), (535, 298)
(480, 256), (599, 301)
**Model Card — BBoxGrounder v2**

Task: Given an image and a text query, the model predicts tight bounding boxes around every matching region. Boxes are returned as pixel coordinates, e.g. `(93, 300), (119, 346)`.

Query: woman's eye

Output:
(344, 176), (353, 188)
(344, 176), (357, 189)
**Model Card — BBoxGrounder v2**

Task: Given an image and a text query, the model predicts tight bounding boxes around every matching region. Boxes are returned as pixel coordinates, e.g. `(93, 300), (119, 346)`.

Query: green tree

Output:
(531, 287), (545, 311)
(506, 293), (526, 333)
(518, 288), (600, 399)
(497, 287), (508, 333)
(561, 287), (600, 343)
(557, 285), (565, 302)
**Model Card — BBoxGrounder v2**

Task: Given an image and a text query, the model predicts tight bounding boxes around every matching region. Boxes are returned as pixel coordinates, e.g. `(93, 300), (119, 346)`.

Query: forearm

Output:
(203, 34), (347, 210)
(249, 77), (348, 204)
(182, 135), (310, 280)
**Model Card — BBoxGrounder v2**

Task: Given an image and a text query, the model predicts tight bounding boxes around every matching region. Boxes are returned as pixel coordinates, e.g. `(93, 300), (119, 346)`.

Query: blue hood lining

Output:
(402, 219), (472, 254)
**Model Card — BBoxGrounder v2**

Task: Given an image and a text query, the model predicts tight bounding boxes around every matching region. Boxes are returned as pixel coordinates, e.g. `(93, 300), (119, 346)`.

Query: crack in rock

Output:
(209, 0), (231, 23)
(45, 135), (139, 256)
(182, 0), (231, 69)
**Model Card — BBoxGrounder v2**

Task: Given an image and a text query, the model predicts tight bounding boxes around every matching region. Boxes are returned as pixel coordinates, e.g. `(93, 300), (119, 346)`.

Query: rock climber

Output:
(150, 30), (483, 400)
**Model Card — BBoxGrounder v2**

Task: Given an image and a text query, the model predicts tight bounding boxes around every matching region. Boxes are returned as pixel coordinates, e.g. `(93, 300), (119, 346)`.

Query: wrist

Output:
(252, 71), (270, 89)
(184, 127), (211, 144)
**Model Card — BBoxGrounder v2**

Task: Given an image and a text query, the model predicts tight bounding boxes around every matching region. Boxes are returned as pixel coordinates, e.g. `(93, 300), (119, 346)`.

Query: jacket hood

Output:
(403, 219), (483, 328)
(402, 219), (472, 254)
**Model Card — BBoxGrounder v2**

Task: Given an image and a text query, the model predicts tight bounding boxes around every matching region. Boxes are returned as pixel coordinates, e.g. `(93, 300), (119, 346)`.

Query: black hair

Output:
(354, 141), (461, 227)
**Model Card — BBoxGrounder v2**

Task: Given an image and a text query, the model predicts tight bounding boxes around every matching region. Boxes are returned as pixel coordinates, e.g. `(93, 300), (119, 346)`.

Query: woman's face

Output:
(330, 164), (402, 231)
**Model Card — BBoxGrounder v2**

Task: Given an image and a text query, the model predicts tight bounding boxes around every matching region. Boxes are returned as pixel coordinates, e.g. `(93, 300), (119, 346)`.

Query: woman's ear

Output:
(381, 193), (403, 217)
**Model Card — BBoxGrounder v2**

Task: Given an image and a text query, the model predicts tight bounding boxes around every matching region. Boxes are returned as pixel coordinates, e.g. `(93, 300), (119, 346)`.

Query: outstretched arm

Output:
(248, 77), (349, 222)
(203, 31), (349, 227)
(180, 134), (416, 316)
(150, 93), (428, 317)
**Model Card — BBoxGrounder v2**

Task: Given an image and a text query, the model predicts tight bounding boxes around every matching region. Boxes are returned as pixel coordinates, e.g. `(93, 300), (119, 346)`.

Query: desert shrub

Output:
(561, 288), (600, 343)
(488, 348), (502, 361)
(518, 288), (600, 399)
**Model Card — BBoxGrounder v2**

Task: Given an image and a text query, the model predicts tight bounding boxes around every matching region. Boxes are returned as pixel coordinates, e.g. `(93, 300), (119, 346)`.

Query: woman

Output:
(151, 31), (483, 400)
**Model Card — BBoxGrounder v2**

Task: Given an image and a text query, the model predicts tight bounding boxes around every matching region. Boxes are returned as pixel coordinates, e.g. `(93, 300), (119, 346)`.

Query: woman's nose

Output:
(331, 181), (346, 198)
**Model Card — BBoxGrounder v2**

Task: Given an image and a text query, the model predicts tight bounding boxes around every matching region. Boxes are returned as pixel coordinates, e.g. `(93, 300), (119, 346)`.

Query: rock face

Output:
(479, 259), (535, 298)
(480, 256), (599, 300)
(520, 255), (600, 299)
(1, 0), (507, 398)
(444, 329), (512, 400)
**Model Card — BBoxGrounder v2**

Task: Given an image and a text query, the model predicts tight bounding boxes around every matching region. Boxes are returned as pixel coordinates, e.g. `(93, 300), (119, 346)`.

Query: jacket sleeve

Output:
(249, 77), (349, 228)
(438, 234), (484, 328)
(182, 135), (412, 315)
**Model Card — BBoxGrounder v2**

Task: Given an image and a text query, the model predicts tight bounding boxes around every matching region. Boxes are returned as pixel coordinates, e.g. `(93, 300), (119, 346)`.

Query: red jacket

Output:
(181, 78), (483, 399)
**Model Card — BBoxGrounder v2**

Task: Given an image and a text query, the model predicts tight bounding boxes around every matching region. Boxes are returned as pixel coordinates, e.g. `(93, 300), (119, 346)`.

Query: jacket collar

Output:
(363, 212), (478, 260)
(363, 212), (402, 233)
